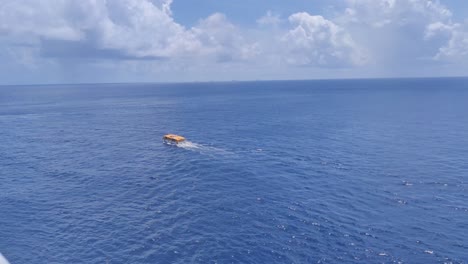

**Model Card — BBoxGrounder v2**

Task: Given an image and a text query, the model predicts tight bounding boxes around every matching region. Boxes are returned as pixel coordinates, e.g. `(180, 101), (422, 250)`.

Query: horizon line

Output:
(1, 75), (467, 87)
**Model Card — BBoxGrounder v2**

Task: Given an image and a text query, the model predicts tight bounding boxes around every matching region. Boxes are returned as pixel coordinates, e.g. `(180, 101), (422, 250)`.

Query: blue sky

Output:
(0, 0), (467, 84)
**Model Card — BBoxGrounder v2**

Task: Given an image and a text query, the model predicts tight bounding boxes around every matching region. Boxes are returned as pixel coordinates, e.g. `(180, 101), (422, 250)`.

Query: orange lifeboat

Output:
(163, 134), (186, 144)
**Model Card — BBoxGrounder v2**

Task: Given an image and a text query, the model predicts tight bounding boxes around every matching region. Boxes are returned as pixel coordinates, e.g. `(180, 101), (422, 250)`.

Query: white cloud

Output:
(94, 0), (195, 58)
(0, 0), (467, 83)
(425, 22), (454, 39)
(431, 23), (468, 61)
(342, 0), (452, 28)
(0, 1), (83, 41)
(0, 0), (256, 62)
(257, 11), (282, 27)
(150, 0), (173, 16)
(336, 0), (468, 66)
(282, 12), (365, 67)
(191, 13), (259, 62)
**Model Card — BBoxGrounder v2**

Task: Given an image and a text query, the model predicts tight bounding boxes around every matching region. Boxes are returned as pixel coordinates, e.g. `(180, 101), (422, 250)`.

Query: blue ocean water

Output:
(0, 78), (467, 263)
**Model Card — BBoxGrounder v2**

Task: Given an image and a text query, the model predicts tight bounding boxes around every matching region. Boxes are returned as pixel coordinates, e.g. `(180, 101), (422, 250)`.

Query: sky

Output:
(0, 0), (467, 84)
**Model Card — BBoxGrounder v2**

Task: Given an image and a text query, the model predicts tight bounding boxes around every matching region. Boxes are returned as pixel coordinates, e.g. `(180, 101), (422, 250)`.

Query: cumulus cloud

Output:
(282, 12), (365, 67)
(337, 0), (468, 65)
(430, 23), (468, 61)
(342, 0), (452, 27)
(0, 1), (83, 41)
(0, 0), (256, 63)
(0, 0), (186, 60)
(0, 0), (467, 83)
(191, 13), (259, 62)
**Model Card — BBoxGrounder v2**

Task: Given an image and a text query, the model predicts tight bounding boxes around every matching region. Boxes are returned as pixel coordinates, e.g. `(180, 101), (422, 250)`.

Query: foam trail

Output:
(176, 141), (235, 156)
(0, 253), (10, 264)
(176, 141), (202, 150)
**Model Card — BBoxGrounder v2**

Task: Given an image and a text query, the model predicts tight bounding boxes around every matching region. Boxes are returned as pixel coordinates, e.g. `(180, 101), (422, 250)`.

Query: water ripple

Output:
(1, 80), (468, 263)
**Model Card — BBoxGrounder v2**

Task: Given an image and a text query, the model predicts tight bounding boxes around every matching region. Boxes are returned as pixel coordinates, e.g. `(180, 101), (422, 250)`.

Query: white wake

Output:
(175, 141), (234, 156)
(0, 253), (10, 264)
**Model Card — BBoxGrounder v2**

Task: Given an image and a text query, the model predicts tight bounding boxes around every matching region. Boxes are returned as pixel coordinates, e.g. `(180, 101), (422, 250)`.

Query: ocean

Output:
(0, 78), (467, 263)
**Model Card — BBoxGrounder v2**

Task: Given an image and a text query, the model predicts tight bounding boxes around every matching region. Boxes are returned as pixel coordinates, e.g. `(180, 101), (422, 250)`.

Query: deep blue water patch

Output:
(1, 78), (468, 263)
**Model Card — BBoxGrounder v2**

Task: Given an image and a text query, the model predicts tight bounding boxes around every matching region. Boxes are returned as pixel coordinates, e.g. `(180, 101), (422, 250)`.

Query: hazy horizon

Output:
(1, 75), (468, 87)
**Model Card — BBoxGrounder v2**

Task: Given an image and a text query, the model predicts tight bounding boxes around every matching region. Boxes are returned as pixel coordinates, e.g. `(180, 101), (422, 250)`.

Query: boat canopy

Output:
(163, 134), (186, 143)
